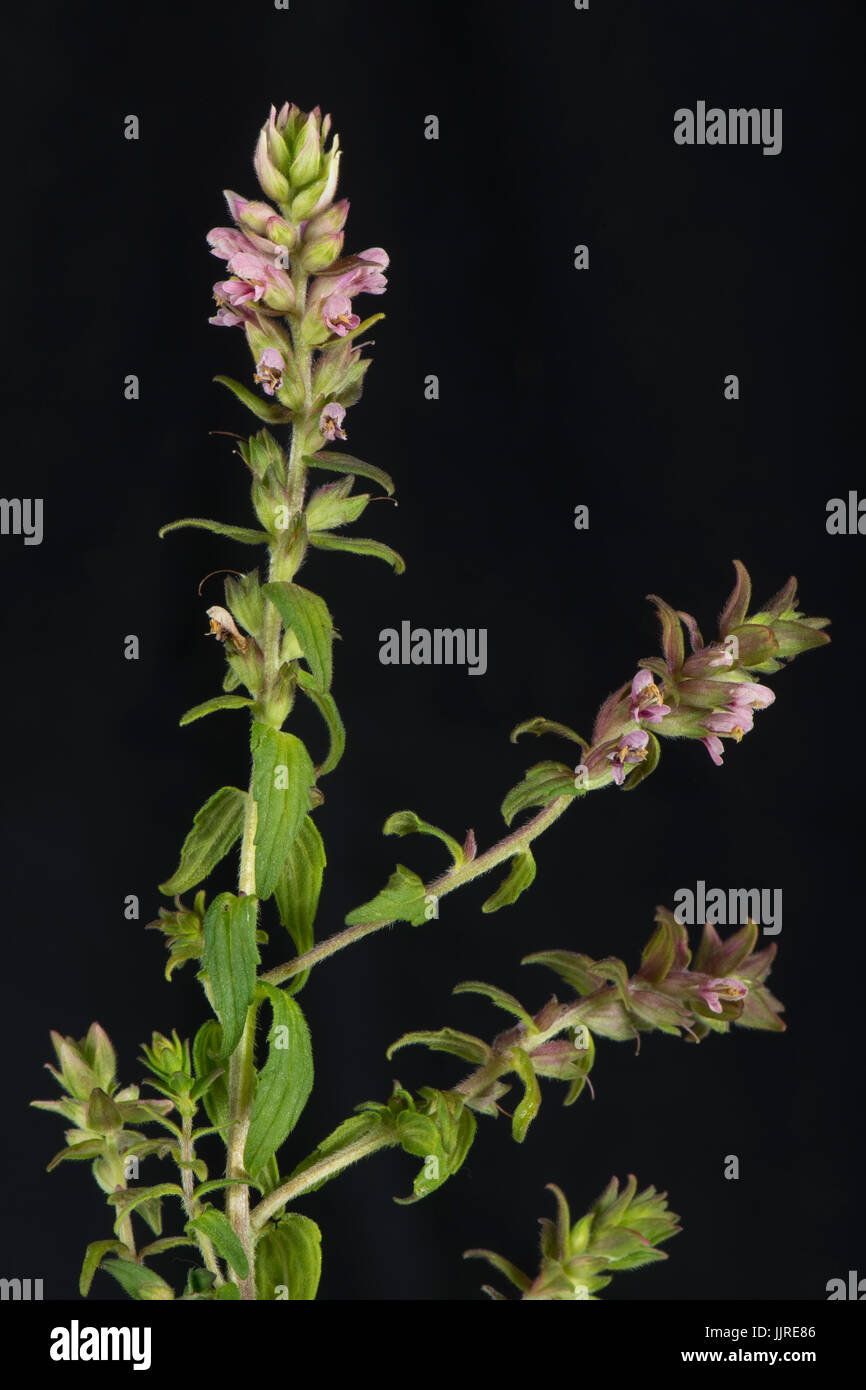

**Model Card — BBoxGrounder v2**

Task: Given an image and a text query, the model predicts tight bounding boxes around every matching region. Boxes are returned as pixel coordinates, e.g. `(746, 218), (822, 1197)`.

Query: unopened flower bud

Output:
(289, 108), (322, 187)
(255, 127), (290, 203)
(300, 231), (345, 272)
(223, 190), (277, 235)
(265, 214), (297, 249)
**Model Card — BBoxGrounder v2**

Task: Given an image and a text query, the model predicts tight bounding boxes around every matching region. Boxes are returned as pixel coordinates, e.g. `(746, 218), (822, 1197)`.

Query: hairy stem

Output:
(250, 1130), (392, 1232)
(261, 793), (576, 987)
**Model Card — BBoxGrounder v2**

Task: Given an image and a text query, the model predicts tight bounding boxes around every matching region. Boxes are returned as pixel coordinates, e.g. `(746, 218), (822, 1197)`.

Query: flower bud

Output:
(223, 190), (277, 235)
(264, 214), (297, 249)
(254, 127), (290, 203)
(300, 231), (345, 272)
(292, 142), (341, 221)
(303, 198), (350, 240)
(289, 108), (322, 187)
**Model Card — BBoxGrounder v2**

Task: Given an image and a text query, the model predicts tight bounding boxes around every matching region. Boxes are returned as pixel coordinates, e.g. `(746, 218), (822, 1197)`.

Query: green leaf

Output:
(501, 761), (577, 827)
(509, 1047), (542, 1143)
(306, 451), (395, 497)
(463, 1248), (532, 1293)
(214, 1282), (242, 1299)
(101, 1259), (175, 1301)
(621, 728), (661, 791)
(255, 1213), (322, 1301)
(453, 980), (537, 1030)
(383, 809), (464, 866)
(193, 1021), (229, 1129)
(309, 532), (406, 574)
(263, 581), (334, 690)
(107, 1183), (185, 1236)
(240, 428), (288, 483)
(214, 374), (294, 424)
(79, 1240), (130, 1298)
(201, 893), (260, 1058)
(179, 695), (254, 726)
(274, 816), (325, 995)
(158, 517), (269, 545)
(296, 670), (346, 776)
(192, 1178), (252, 1200)
(251, 723), (317, 900)
(522, 949), (605, 996)
(159, 787), (247, 896)
(387, 1028), (493, 1066)
(481, 849), (536, 913)
(510, 716), (589, 752)
(344, 863), (428, 927)
(244, 983), (314, 1179)
(187, 1206), (249, 1279)
(305, 476), (371, 532)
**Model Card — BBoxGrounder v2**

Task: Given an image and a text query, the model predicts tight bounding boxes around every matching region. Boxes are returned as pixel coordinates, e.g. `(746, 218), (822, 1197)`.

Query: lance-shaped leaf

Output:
(386, 1028), (493, 1067)
(186, 1206), (249, 1280)
(463, 1248), (532, 1297)
(522, 949), (607, 996)
(179, 695), (254, 726)
(306, 450), (395, 496)
(296, 670), (346, 775)
(251, 723), (317, 900)
(274, 815), (325, 995)
(481, 849), (536, 913)
(309, 532), (406, 574)
(344, 863), (428, 927)
(244, 983), (314, 1179)
(383, 809), (464, 866)
(101, 1259), (175, 1301)
(158, 517), (269, 545)
(453, 980), (537, 1031)
(159, 787), (247, 896)
(214, 374), (294, 424)
(510, 716), (589, 752)
(193, 1021), (229, 1129)
(508, 1047), (542, 1143)
(501, 762), (576, 827)
(79, 1240), (131, 1298)
(718, 559), (752, 635)
(107, 1183), (185, 1236)
(255, 1213), (322, 1301)
(263, 581), (334, 691)
(646, 593), (685, 673)
(201, 893), (260, 1058)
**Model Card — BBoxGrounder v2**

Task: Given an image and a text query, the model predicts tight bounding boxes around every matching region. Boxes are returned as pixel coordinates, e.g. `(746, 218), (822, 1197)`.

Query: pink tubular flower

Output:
(697, 977), (749, 1014)
(226, 252), (295, 313)
(704, 707), (754, 741)
(321, 292), (360, 336)
(607, 729), (649, 786)
(728, 682), (775, 710)
(254, 348), (286, 396)
(701, 734), (725, 766)
(629, 669), (671, 724)
(207, 226), (258, 262)
(320, 402), (347, 441)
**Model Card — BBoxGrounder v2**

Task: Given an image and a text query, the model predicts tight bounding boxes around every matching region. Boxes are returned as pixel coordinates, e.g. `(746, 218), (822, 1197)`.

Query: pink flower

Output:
(254, 348), (286, 397)
(337, 248), (389, 296)
(226, 253), (295, 313)
(729, 683), (775, 710)
(209, 302), (252, 328)
(704, 707), (754, 741)
(629, 669), (671, 724)
(701, 735), (725, 766)
(320, 402), (347, 441)
(207, 226), (258, 262)
(697, 977), (749, 1014)
(210, 280), (258, 326)
(607, 729), (649, 786)
(321, 292), (360, 336)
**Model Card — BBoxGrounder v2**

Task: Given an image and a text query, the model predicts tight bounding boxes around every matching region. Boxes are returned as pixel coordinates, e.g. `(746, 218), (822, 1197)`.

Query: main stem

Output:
(224, 269), (312, 1299)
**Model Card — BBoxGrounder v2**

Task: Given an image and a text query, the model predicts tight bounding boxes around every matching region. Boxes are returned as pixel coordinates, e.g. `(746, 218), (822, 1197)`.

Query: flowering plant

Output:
(33, 102), (830, 1301)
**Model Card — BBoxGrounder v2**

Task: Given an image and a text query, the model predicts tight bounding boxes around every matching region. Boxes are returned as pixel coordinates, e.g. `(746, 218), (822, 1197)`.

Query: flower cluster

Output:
(206, 102), (389, 446)
(576, 561), (829, 790)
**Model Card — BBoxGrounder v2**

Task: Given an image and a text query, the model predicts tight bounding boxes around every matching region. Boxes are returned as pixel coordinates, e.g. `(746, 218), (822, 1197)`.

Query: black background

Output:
(2, 0), (863, 1305)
